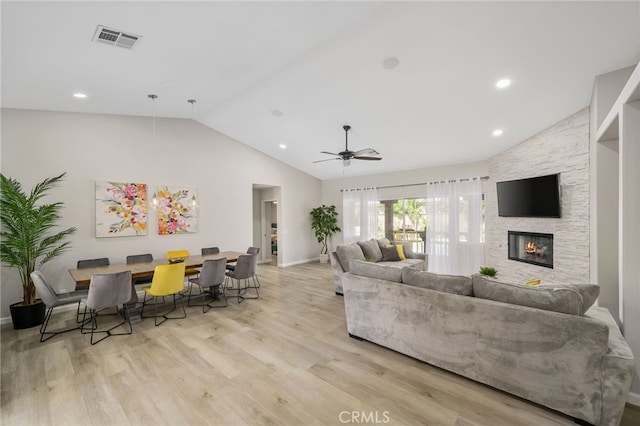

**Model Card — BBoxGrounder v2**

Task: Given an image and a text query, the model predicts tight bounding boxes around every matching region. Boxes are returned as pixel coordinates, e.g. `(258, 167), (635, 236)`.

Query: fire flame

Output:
(525, 242), (536, 253)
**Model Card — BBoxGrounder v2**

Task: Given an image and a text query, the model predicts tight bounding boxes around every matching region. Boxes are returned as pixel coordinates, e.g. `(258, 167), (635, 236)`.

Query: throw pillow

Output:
(381, 245), (401, 261)
(402, 268), (473, 295)
(401, 241), (415, 259)
(376, 238), (391, 249)
(335, 244), (365, 272)
(357, 239), (383, 262)
(394, 243), (406, 260)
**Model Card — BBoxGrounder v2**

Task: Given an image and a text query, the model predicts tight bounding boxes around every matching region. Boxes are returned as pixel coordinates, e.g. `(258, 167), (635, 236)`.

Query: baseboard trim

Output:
(628, 391), (640, 406)
(280, 258), (321, 267)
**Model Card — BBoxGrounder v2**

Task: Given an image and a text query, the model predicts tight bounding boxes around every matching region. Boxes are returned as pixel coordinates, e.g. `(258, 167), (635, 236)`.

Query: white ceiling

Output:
(2, 1), (639, 180)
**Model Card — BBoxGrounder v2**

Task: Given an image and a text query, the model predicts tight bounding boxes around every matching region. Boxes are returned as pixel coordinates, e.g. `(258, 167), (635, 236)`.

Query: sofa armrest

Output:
(585, 307), (635, 426)
(329, 251), (345, 294)
(408, 252), (428, 270)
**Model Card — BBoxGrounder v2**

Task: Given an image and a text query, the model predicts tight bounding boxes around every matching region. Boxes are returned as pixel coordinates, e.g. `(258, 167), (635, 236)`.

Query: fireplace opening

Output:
(508, 231), (553, 268)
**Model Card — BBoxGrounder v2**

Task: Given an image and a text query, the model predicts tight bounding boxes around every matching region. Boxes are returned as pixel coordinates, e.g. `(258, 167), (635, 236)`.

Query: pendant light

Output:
(187, 99), (198, 210)
(148, 94), (160, 210)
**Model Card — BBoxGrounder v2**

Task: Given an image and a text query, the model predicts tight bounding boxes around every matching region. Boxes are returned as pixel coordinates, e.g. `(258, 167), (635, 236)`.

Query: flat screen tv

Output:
(496, 173), (561, 218)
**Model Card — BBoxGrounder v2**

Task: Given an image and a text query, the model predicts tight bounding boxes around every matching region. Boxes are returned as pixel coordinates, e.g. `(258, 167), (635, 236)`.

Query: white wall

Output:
(322, 161), (489, 248)
(485, 108), (590, 284)
(0, 108), (322, 319)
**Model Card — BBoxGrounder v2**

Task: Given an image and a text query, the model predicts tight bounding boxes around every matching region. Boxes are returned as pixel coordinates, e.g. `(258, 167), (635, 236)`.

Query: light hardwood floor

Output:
(2, 262), (638, 426)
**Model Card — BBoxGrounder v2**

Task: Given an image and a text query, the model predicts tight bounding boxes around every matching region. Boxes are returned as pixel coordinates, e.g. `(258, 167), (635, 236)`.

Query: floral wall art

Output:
(95, 181), (148, 237)
(155, 185), (198, 235)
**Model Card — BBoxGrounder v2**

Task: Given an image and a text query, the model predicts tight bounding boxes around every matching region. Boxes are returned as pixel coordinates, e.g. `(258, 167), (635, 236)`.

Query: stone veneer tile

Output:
(485, 107), (590, 285)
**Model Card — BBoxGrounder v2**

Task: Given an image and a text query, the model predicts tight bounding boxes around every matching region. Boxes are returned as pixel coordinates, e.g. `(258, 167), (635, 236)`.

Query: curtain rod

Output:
(340, 176), (489, 191)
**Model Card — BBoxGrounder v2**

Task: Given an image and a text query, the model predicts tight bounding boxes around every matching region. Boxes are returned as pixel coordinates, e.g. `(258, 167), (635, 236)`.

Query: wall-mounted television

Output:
(496, 173), (561, 218)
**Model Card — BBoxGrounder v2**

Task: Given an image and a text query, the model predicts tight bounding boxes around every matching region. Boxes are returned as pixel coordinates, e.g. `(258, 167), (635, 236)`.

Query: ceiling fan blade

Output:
(313, 157), (341, 163)
(354, 148), (379, 156)
(320, 151), (340, 156)
(353, 156), (382, 161)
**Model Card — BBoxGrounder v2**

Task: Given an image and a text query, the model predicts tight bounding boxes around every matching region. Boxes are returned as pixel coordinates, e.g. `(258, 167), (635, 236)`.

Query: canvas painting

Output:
(156, 185), (198, 234)
(96, 181), (148, 237)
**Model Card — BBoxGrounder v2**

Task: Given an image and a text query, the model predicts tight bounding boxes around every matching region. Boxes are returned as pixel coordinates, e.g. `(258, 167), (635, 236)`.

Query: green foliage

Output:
(0, 172), (77, 305)
(310, 205), (341, 255)
(479, 266), (497, 277)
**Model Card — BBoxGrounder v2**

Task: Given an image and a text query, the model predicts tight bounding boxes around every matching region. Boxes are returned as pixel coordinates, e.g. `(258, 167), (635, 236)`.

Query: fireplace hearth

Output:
(508, 231), (553, 268)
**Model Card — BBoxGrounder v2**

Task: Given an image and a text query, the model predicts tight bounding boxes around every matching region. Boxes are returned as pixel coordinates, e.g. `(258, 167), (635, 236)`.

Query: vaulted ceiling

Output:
(2, 1), (639, 179)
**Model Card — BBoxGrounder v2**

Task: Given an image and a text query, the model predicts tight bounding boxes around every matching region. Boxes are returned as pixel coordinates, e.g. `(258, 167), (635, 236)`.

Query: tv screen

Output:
(496, 174), (561, 218)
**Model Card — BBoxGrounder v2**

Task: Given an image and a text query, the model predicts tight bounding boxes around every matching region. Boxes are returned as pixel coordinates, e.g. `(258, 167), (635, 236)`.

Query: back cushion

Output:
(357, 239), (383, 263)
(380, 245), (401, 261)
(402, 268), (473, 296)
(472, 275), (599, 316)
(350, 259), (403, 283)
(335, 244), (365, 272)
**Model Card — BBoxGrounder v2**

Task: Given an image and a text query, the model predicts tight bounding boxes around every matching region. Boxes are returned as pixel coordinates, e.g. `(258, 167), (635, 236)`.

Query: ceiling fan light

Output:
(343, 159), (351, 166)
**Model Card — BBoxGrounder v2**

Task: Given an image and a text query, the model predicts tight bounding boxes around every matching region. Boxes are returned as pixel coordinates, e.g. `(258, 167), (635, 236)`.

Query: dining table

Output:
(68, 251), (245, 286)
(68, 251), (245, 323)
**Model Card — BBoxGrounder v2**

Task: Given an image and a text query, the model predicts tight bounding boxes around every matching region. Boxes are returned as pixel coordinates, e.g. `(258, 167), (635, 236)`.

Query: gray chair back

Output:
(199, 258), (227, 288)
(247, 247), (260, 255)
(229, 254), (253, 280)
(77, 257), (110, 269)
(86, 270), (133, 311)
(201, 247), (220, 255)
(31, 271), (58, 307)
(126, 253), (153, 264)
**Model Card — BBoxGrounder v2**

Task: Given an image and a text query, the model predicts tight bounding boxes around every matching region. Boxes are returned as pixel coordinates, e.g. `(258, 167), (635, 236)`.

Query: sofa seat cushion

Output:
(402, 268), (473, 296)
(335, 244), (365, 272)
(472, 275), (600, 316)
(349, 259), (403, 283)
(357, 239), (383, 262)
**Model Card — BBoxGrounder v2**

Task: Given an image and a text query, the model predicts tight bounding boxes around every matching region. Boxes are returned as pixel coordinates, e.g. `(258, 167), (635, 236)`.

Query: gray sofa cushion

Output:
(380, 245), (401, 261)
(472, 275), (599, 316)
(402, 268), (473, 295)
(376, 238), (391, 248)
(350, 259), (403, 283)
(335, 244), (365, 272)
(357, 239), (383, 262)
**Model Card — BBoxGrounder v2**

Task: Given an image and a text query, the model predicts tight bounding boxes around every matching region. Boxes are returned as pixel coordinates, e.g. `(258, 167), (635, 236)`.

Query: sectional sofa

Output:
(329, 238), (427, 294)
(342, 260), (635, 426)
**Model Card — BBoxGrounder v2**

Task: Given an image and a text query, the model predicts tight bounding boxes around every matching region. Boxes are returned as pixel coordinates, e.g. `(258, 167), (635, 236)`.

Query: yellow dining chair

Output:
(140, 262), (187, 326)
(167, 249), (200, 280)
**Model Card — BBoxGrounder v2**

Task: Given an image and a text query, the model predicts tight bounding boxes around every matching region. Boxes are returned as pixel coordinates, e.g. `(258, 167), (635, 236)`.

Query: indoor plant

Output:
(0, 172), (77, 329)
(310, 204), (341, 263)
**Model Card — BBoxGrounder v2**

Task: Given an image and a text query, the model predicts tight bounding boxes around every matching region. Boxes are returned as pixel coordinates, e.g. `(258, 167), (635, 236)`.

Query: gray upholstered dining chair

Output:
(126, 253), (154, 288)
(80, 270), (133, 345)
(188, 258), (228, 312)
(77, 257), (110, 269)
(225, 254), (259, 303)
(201, 247), (220, 255)
(76, 257), (111, 290)
(30, 270), (88, 342)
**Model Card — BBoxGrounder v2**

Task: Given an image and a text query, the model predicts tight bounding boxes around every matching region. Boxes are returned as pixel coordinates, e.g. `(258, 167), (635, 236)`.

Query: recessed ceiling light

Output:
(73, 93), (87, 99)
(382, 57), (399, 70)
(279, 143), (287, 149)
(271, 109), (283, 117)
(492, 129), (504, 137)
(495, 78), (511, 89)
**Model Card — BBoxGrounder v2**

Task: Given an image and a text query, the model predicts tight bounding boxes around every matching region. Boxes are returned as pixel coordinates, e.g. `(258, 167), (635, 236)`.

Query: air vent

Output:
(93, 25), (141, 50)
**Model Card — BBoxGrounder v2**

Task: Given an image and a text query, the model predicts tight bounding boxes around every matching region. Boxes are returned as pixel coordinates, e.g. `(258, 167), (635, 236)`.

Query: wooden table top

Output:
(69, 251), (245, 285)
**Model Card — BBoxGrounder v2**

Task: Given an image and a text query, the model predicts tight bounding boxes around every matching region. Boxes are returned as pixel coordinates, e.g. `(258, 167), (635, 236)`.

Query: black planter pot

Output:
(9, 300), (45, 330)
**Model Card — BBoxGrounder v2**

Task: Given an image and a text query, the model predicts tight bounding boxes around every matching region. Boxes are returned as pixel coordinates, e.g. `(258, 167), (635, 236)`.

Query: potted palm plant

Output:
(0, 172), (77, 329)
(310, 204), (341, 263)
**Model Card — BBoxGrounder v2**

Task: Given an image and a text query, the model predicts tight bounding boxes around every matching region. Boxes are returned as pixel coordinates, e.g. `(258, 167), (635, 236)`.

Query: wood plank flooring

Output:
(2, 262), (638, 426)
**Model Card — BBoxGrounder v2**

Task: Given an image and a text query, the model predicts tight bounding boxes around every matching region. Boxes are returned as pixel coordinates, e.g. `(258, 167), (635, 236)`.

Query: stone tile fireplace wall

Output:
(485, 108), (590, 284)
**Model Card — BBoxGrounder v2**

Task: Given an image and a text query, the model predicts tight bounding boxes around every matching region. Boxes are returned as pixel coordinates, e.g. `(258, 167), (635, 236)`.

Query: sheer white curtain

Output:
(342, 188), (378, 245)
(426, 178), (484, 275)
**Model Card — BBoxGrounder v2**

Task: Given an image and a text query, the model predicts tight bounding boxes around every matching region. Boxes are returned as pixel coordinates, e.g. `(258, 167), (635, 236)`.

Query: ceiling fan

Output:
(313, 125), (382, 166)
